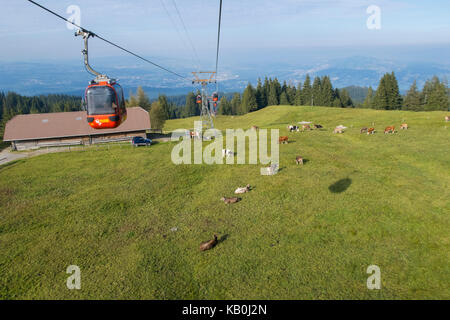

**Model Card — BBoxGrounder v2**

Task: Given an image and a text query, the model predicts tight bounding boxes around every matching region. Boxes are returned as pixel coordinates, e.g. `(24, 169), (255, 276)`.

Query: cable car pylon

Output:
(192, 71), (218, 130)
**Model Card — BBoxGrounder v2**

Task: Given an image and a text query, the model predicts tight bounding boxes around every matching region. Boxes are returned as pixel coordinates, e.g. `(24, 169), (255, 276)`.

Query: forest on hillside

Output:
(1, 72), (449, 137)
(125, 73), (449, 128)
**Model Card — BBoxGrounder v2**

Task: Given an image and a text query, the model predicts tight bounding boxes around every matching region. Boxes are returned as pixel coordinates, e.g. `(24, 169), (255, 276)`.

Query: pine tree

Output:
(373, 74), (390, 110)
(241, 83), (258, 113)
(279, 91), (290, 105)
(127, 89), (138, 108)
(51, 103), (63, 113)
(287, 84), (296, 105)
(0, 103), (15, 140)
(255, 78), (266, 109)
(0, 92), (4, 120)
(363, 86), (374, 108)
(339, 89), (353, 107)
(312, 76), (322, 106)
(138, 87), (151, 111)
(267, 81), (279, 106)
(423, 76), (449, 111)
(281, 81), (288, 97)
(127, 86), (151, 110)
(218, 96), (232, 115)
(157, 95), (171, 119)
(149, 100), (167, 130)
(183, 92), (199, 117)
(30, 105), (39, 114)
(332, 98), (342, 107)
(403, 80), (422, 111)
(302, 75), (312, 105)
(387, 72), (403, 110)
(294, 82), (302, 106)
(262, 77), (270, 108)
(230, 93), (241, 115)
(273, 78), (282, 101)
(320, 76), (334, 106)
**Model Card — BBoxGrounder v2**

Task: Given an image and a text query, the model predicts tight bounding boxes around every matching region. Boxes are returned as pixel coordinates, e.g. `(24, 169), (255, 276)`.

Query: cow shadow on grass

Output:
(328, 178), (352, 193)
(218, 234), (229, 244)
(277, 166), (286, 173)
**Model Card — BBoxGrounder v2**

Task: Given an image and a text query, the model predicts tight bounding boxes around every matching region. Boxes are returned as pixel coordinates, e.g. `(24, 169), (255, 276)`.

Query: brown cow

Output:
(302, 124), (312, 131)
(295, 156), (304, 165)
(200, 235), (218, 251)
(190, 131), (199, 139)
(334, 127), (344, 134)
(400, 123), (408, 130)
(360, 127), (368, 134)
(367, 128), (375, 135)
(279, 136), (289, 144)
(384, 126), (395, 134)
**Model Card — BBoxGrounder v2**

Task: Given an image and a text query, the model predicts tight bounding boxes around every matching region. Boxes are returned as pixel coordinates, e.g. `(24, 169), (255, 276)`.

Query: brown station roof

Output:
(3, 107), (151, 142)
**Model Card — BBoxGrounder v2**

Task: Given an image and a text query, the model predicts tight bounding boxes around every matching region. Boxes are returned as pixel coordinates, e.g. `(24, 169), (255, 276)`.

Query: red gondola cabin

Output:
(85, 79), (127, 129)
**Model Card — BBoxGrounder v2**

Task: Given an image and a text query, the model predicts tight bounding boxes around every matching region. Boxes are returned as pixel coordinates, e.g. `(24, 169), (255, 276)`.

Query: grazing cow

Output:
(279, 136), (289, 144)
(288, 125), (300, 132)
(190, 131), (200, 139)
(400, 123), (408, 130)
(360, 127), (368, 134)
(302, 124), (312, 131)
(235, 184), (251, 194)
(446, 116), (450, 122)
(334, 127), (344, 134)
(221, 197), (241, 204)
(313, 124), (323, 129)
(384, 126), (395, 134)
(200, 235), (218, 251)
(222, 149), (234, 157)
(261, 163), (279, 176)
(295, 156), (304, 165)
(251, 125), (259, 130)
(367, 128), (375, 135)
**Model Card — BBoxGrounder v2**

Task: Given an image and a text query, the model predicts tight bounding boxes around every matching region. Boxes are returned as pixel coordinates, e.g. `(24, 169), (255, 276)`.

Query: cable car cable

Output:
(214, 0), (223, 91)
(171, 0), (202, 71)
(26, 0), (189, 80)
(159, 0), (200, 72)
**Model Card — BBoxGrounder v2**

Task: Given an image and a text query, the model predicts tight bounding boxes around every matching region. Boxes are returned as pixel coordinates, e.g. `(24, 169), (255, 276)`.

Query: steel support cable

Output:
(214, 0), (223, 92)
(171, 0), (202, 71)
(27, 0), (189, 80)
(160, 0), (200, 72)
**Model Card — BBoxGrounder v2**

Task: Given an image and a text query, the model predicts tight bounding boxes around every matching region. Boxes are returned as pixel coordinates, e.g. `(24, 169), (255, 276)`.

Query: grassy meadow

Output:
(0, 106), (449, 299)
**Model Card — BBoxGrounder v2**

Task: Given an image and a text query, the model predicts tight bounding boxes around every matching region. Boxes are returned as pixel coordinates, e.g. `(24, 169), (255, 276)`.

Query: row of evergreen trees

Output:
(363, 73), (449, 111)
(216, 75), (354, 116)
(126, 87), (179, 130)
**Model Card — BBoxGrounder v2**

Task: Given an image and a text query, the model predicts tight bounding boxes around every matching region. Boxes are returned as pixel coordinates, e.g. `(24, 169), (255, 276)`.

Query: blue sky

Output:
(0, 0), (449, 69)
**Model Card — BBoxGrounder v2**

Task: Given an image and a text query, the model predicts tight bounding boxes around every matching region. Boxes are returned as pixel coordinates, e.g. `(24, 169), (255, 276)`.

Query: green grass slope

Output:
(0, 106), (449, 299)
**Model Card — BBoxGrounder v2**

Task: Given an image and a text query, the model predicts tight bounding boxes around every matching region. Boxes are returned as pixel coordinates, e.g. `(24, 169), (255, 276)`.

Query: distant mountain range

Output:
(0, 56), (448, 99)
